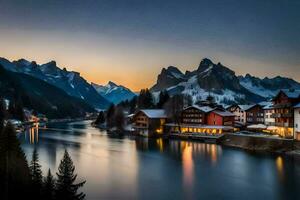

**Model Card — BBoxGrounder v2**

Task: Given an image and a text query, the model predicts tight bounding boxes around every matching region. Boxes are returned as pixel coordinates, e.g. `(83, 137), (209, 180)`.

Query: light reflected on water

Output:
(26, 123), (39, 144)
(182, 142), (194, 197)
(276, 156), (284, 180)
(18, 121), (300, 200)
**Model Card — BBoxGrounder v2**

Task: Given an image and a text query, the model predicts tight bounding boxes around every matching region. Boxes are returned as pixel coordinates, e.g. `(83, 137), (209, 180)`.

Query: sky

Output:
(0, 0), (299, 91)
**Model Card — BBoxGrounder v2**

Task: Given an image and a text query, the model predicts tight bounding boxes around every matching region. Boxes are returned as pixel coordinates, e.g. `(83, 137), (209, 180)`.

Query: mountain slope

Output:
(239, 74), (300, 98)
(0, 65), (95, 119)
(151, 58), (265, 105)
(0, 58), (110, 109)
(92, 81), (136, 104)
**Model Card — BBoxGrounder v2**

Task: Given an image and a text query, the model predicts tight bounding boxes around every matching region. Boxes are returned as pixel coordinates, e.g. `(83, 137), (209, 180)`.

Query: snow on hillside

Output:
(240, 80), (277, 98)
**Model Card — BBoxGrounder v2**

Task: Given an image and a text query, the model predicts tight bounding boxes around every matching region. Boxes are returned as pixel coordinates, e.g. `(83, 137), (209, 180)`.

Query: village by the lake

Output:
(1, 1), (300, 200)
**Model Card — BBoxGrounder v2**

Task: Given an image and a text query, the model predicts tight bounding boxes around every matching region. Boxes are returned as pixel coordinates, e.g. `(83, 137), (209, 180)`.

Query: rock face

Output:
(150, 58), (300, 105)
(151, 66), (187, 91)
(239, 74), (300, 98)
(0, 57), (110, 109)
(92, 81), (136, 105)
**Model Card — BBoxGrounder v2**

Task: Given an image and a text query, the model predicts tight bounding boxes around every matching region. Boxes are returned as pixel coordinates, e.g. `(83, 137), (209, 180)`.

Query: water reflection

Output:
(182, 142), (194, 196)
(18, 121), (300, 200)
(276, 156), (284, 180)
(26, 123), (39, 144)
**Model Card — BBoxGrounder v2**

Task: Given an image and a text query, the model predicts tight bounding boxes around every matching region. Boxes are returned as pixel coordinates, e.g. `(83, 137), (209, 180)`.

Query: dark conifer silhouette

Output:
(42, 169), (56, 200)
(30, 147), (43, 196)
(0, 122), (31, 199)
(95, 111), (105, 125)
(106, 104), (116, 128)
(157, 90), (170, 108)
(0, 97), (6, 132)
(137, 88), (154, 109)
(56, 150), (86, 200)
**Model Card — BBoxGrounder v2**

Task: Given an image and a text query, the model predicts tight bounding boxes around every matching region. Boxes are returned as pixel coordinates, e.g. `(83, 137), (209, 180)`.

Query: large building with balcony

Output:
(272, 90), (300, 138)
(227, 104), (264, 125)
(180, 105), (214, 124)
(166, 106), (235, 135)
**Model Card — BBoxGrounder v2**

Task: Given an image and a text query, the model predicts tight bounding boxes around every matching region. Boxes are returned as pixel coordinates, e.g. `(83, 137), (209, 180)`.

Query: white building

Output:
(263, 102), (275, 126)
(294, 103), (300, 140)
(227, 104), (255, 124)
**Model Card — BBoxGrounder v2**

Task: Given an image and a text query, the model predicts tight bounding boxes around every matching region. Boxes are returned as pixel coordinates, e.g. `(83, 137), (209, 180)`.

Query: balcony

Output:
(271, 113), (293, 118)
(274, 122), (293, 127)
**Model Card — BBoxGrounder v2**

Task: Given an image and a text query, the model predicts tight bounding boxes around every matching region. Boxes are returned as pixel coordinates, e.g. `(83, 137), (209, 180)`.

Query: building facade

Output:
(294, 103), (300, 140)
(263, 103), (275, 126)
(245, 104), (264, 124)
(207, 110), (235, 126)
(133, 109), (167, 136)
(180, 105), (213, 124)
(166, 106), (235, 135)
(272, 90), (300, 138)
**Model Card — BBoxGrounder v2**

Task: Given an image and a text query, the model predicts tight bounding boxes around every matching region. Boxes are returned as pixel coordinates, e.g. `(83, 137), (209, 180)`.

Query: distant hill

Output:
(92, 81), (136, 104)
(0, 65), (95, 119)
(151, 58), (300, 105)
(0, 57), (110, 109)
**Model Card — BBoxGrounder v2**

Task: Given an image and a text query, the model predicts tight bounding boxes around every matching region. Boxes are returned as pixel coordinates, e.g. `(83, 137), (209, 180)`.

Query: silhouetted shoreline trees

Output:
(0, 106), (86, 199)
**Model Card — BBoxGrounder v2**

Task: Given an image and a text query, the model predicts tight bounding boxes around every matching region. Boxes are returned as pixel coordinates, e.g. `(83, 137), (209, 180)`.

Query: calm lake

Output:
(19, 120), (300, 200)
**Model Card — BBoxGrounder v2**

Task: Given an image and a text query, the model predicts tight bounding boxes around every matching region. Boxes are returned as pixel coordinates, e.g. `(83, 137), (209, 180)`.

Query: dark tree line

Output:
(0, 97), (86, 199)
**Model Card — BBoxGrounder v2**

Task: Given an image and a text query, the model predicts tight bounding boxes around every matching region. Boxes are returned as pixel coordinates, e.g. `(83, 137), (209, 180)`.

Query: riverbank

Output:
(167, 132), (300, 155)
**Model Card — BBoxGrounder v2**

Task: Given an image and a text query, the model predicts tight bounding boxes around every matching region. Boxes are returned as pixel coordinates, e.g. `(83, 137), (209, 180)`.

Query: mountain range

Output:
(1, 56), (299, 117)
(92, 81), (136, 104)
(151, 58), (300, 104)
(0, 65), (94, 118)
(0, 57), (111, 109)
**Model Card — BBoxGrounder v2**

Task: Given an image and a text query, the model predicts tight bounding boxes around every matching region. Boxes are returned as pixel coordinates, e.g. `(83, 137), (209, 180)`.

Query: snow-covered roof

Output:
(247, 124), (267, 129)
(184, 105), (215, 113)
(139, 109), (167, 118)
(294, 103), (300, 108)
(212, 110), (235, 117)
(238, 104), (256, 111)
(262, 102), (274, 110)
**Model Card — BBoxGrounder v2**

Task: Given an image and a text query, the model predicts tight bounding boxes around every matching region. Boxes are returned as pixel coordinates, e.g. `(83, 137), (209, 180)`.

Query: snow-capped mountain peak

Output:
(92, 81), (136, 104)
(0, 58), (110, 109)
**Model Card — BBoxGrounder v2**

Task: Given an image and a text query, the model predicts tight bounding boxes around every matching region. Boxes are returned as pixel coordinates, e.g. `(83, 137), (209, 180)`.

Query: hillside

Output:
(0, 65), (95, 119)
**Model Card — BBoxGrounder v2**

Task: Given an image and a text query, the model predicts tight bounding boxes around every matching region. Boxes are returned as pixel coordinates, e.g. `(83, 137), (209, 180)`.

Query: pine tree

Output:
(29, 147), (43, 193)
(106, 104), (115, 128)
(95, 111), (105, 125)
(137, 88), (154, 109)
(0, 97), (6, 132)
(157, 90), (170, 108)
(56, 150), (86, 200)
(114, 106), (125, 131)
(0, 122), (31, 199)
(42, 169), (55, 200)
(129, 96), (137, 114)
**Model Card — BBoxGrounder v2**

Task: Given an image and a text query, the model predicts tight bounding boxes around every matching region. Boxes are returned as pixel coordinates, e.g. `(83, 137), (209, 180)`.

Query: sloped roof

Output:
(238, 104), (256, 111)
(184, 105), (215, 113)
(139, 109), (167, 118)
(295, 103), (300, 108)
(262, 102), (274, 110)
(212, 110), (235, 117)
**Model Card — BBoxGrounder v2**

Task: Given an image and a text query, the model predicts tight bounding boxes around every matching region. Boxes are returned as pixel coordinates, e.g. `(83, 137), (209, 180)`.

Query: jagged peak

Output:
(42, 60), (57, 67)
(199, 58), (213, 67)
(15, 58), (31, 66)
(107, 81), (118, 87)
